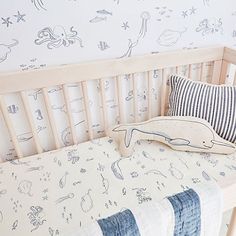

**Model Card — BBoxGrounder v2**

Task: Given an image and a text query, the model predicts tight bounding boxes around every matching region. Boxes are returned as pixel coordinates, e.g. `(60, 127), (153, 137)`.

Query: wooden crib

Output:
(0, 45), (236, 235)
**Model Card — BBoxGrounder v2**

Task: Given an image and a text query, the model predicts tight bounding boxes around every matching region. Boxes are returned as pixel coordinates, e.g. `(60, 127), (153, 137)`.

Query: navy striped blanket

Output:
(72, 184), (222, 236)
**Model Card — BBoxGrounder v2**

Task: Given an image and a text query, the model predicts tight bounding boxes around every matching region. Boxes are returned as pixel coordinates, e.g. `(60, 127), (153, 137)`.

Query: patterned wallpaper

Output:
(0, 0), (236, 72)
(0, 0), (236, 161)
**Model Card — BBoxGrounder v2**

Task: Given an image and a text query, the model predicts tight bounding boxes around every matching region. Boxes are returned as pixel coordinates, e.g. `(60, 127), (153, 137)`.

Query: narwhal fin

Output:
(168, 138), (190, 146)
(112, 126), (134, 148)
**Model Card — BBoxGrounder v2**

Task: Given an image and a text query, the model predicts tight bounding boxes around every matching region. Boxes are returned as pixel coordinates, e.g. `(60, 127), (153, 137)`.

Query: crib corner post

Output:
(227, 208), (236, 236)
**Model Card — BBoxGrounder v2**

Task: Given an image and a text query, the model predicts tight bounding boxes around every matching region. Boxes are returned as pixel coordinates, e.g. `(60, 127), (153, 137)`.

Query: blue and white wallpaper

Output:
(0, 0), (235, 161)
(0, 0), (236, 72)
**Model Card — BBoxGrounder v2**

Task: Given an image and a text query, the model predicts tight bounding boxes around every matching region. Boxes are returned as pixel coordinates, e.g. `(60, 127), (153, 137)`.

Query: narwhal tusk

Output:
(211, 140), (236, 149)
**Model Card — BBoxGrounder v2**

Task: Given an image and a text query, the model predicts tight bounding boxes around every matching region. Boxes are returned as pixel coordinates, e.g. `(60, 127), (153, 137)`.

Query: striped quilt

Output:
(75, 184), (222, 236)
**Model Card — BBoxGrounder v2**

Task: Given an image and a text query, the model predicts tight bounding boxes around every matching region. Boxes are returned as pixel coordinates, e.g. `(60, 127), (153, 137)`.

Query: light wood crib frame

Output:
(0, 45), (236, 235)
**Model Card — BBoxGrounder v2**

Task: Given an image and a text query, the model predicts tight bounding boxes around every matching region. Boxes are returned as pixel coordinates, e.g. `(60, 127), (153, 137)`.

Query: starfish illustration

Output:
(14, 11), (26, 23)
(122, 21), (129, 30)
(181, 11), (188, 18)
(1, 17), (13, 27)
(189, 7), (197, 15)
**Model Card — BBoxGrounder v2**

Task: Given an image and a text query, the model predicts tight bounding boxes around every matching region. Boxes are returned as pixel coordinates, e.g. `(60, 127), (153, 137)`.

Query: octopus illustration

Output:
(196, 18), (223, 36)
(27, 206), (46, 232)
(35, 26), (83, 49)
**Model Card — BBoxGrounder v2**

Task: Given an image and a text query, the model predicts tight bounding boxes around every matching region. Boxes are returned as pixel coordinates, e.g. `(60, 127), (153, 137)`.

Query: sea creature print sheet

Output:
(0, 137), (235, 236)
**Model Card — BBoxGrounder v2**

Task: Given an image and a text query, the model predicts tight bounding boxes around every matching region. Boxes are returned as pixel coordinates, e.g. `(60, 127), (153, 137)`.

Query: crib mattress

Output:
(0, 137), (235, 236)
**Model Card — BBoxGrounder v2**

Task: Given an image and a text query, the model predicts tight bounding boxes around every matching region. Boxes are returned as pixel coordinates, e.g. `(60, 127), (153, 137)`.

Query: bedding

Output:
(168, 75), (236, 144)
(0, 137), (236, 236)
(77, 185), (222, 236)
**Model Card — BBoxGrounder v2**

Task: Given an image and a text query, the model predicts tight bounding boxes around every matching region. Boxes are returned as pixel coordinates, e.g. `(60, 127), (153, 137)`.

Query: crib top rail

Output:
(0, 45), (225, 94)
(224, 47), (236, 64)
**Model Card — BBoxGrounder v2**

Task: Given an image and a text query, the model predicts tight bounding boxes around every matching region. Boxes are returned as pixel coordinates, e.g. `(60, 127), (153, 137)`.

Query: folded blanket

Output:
(70, 183), (222, 236)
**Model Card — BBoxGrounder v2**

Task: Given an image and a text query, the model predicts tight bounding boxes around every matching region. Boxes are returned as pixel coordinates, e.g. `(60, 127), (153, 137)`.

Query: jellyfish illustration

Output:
(31, 0), (47, 11)
(138, 12), (151, 39)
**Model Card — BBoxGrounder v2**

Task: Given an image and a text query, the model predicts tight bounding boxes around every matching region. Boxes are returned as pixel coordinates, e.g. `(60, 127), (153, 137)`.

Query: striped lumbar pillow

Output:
(168, 75), (236, 144)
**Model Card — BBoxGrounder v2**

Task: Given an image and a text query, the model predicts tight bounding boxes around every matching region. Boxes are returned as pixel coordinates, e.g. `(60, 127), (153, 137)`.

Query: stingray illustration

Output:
(0, 39), (19, 63)
(110, 116), (236, 157)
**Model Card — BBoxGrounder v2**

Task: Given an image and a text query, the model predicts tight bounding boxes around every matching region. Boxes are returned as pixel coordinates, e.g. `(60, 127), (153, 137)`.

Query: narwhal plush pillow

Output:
(168, 75), (236, 144)
(109, 116), (236, 157)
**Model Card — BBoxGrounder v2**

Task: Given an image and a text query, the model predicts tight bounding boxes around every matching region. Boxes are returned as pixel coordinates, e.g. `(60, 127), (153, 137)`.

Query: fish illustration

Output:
(55, 193), (74, 204)
(202, 171), (211, 181)
(96, 9), (112, 15)
(26, 166), (44, 172)
(59, 172), (68, 188)
(12, 220), (18, 230)
(111, 159), (124, 180)
(89, 16), (107, 23)
(142, 151), (155, 161)
(145, 169), (167, 178)
(17, 132), (34, 142)
(101, 174), (109, 194)
(168, 163), (183, 180)
(110, 116), (236, 157)
(80, 189), (93, 213)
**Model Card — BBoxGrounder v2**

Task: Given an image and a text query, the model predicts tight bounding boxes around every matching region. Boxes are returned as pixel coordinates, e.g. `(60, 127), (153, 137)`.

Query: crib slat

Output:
(148, 71), (152, 119)
(199, 63), (204, 81)
(0, 95), (23, 158)
(175, 66), (178, 74)
(62, 85), (78, 144)
(188, 64), (192, 78)
(161, 69), (167, 116)
(227, 208), (236, 236)
(42, 88), (61, 149)
(81, 81), (93, 140)
(99, 79), (108, 135)
(21, 91), (43, 154)
(211, 60), (222, 84)
(116, 76), (125, 124)
(220, 60), (228, 84)
(132, 74), (138, 122)
(234, 71), (236, 85)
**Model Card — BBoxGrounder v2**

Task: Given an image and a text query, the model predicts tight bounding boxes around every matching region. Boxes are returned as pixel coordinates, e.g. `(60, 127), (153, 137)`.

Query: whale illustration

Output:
(110, 116), (236, 157)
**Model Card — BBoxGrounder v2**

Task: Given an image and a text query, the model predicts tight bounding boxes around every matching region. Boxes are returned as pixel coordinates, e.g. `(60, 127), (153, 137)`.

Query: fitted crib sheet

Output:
(0, 137), (235, 236)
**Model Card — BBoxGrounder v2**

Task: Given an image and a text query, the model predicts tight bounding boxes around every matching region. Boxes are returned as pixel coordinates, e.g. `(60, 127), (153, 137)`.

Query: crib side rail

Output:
(222, 47), (236, 86)
(0, 46), (224, 94)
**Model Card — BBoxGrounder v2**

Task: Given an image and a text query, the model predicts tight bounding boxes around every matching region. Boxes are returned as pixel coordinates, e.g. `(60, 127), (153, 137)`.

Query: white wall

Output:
(0, 0), (236, 72)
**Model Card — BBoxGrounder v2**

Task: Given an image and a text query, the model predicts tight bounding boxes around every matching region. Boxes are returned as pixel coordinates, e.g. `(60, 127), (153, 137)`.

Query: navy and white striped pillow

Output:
(168, 75), (236, 143)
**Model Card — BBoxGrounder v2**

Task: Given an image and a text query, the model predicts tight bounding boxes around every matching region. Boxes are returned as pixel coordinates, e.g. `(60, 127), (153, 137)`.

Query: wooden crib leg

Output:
(227, 208), (236, 236)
